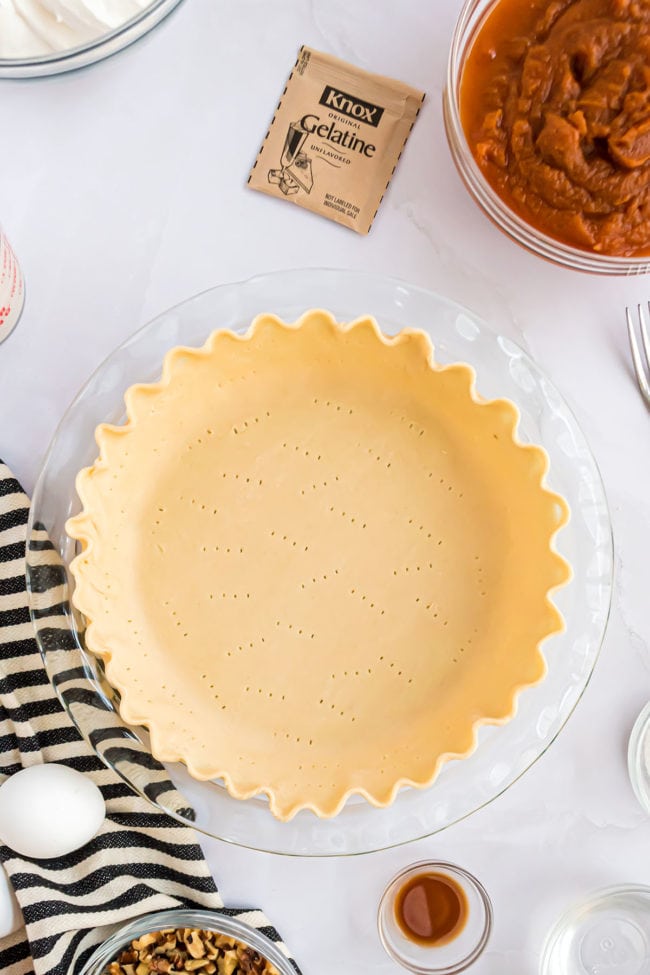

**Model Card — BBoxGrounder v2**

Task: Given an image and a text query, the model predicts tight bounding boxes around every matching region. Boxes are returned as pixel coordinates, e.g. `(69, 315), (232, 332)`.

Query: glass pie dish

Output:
(26, 268), (613, 856)
(0, 0), (183, 79)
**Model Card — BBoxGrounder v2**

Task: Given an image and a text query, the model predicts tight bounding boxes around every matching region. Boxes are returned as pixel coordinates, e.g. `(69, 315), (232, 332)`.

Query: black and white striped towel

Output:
(0, 461), (299, 975)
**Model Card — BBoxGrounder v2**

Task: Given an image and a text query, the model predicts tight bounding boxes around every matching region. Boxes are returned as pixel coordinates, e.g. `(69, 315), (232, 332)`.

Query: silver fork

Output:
(627, 302), (650, 406)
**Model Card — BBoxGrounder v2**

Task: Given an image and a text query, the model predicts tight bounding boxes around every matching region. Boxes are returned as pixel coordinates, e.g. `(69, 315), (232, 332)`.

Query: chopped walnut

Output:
(104, 928), (281, 975)
(183, 932), (206, 959)
(133, 935), (159, 951)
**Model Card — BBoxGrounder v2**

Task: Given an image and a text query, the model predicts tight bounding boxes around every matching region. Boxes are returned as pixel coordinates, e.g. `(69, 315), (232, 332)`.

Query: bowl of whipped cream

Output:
(0, 0), (184, 76)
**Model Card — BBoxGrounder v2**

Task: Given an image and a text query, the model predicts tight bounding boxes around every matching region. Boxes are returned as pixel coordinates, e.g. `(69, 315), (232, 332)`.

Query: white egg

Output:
(0, 869), (21, 940)
(0, 862), (22, 938)
(0, 764), (105, 859)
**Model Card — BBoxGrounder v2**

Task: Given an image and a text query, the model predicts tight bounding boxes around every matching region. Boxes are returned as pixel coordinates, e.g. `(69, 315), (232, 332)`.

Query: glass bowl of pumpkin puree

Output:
(444, 0), (650, 274)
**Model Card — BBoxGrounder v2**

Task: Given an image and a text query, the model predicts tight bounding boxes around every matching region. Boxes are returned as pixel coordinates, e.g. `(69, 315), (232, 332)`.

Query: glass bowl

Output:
(378, 861), (492, 973)
(26, 267), (613, 856)
(77, 909), (296, 975)
(628, 702), (650, 815)
(443, 0), (650, 276)
(540, 885), (650, 975)
(0, 0), (183, 79)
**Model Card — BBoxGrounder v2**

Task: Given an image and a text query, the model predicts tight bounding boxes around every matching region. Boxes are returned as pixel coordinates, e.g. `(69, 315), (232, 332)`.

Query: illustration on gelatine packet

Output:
(268, 120), (314, 196)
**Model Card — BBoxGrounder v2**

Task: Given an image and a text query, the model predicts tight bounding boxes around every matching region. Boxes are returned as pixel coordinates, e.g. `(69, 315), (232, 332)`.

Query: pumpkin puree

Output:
(460, 0), (650, 257)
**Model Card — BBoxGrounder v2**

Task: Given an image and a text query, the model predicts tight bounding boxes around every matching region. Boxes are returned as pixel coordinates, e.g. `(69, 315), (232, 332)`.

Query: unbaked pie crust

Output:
(67, 310), (571, 821)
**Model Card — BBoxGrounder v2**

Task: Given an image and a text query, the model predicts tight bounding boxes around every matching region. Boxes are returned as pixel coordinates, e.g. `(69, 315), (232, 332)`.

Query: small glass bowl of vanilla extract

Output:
(378, 861), (493, 973)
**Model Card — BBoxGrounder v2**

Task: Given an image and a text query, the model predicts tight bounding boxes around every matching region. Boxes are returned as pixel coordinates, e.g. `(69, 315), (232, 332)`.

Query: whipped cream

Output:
(0, 0), (151, 58)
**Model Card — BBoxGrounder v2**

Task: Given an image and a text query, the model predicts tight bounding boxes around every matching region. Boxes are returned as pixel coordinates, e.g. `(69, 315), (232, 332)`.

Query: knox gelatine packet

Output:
(248, 46), (425, 234)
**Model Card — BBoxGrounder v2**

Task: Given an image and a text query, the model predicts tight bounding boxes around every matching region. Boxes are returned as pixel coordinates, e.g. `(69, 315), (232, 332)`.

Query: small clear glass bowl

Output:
(443, 0), (650, 275)
(377, 861), (492, 973)
(0, 0), (183, 79)
(628, 702), (650, 814)
(77, 908), (296, 975)
(540, 885), (650, 975)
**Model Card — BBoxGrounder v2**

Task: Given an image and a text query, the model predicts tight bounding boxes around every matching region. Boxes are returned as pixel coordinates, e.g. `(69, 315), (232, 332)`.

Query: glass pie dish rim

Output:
(26, 266), (614, 857)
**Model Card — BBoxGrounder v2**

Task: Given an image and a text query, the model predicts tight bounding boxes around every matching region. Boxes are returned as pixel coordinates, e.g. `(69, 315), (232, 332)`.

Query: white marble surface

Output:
(1, 1), (650, 972)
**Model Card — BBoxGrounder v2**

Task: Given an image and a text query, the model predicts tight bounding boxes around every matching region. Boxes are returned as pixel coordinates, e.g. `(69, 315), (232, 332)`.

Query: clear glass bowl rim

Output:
(443, 0), (650, 276)
(77, 908), (296, 975)
(377, 859), (493, 974)
(0, 0), (184, 78)
(627, 701), (650, 814)
(539, 884), (650, 975)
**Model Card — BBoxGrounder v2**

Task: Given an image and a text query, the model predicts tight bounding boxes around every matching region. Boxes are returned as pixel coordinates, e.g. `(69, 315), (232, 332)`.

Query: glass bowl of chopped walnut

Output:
(77, 910), (296, 975)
